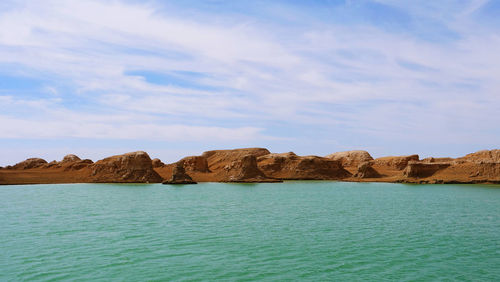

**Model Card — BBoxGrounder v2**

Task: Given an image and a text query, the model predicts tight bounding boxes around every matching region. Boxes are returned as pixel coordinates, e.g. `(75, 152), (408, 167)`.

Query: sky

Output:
(0, 0), (499, 165)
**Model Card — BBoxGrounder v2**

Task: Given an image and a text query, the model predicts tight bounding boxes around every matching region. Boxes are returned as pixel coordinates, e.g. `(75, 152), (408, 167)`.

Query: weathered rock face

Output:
(180, 156), (210, 172)
(459, 149), (500, 163)
(13, 158), (48, 169)
(152, 158), (165, 168)
(257, 152), (351, 180)
(223, 155), (279, 182)
(61, 154), (81, 163)
(421, 157), (454, 163)
(63, 159), (93, 171)
(90, 151), (163, 183)
(163, 161), (196, 184)
(202, 148), (270, 171)
(353, 161), (380, 178)
(325, 150), (374, 167)
(403, 161), (451, 178)
(374, 155), (419, 170)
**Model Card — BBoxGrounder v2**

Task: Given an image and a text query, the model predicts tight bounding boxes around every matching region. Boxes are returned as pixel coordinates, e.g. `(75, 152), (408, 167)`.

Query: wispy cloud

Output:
(0, 0), (499, 164)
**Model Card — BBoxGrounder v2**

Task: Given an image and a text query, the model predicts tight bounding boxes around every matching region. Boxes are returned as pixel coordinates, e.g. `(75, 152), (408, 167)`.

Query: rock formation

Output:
(257, 152), (351, 180)
(162, 161), (196, 184)
(13, 158), (48, 169)
(63, 159), (93, 171)
(1, 148), (499, 185)
(202, 148), (270, 171)
(152, 158), (165, 168)
(325, 150), (373, 167)
(222, 154), (280, 182)
(61, 154), (81, 163)
(90, 151), (163, 183)
(180, 156), (210, 172)
(374, 155), (419, 170)
(353, 161), (380, 178)
(403, 161), (451, 178)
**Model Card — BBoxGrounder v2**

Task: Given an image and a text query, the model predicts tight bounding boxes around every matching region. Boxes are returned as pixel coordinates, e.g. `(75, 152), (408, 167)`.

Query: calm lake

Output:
(1, 182), (499, 281)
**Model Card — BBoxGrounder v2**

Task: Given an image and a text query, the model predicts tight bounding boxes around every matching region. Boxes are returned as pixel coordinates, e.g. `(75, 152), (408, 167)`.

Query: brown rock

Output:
(202, 148), (270, 171)
(61, 154), (81, 163)
(90, 151), (163, 183)
(180, 156), (210, 172)
(162, 161), (197, 184)
(374, 154), (419, 170)
(223, 154), (280, 182)
(459, 149), (500, 163)
(64, 159), (94, 171)
(403, 161), (451, 178)
(354, 161), (380, 178)
(325, 150), (374, 167)
(13, 158), (48, 169)
(152, 158), (165, 168)
(257, 152), (351, 180)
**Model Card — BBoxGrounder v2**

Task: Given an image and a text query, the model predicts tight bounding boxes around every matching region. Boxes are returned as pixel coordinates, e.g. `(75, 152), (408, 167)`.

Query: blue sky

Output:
(0, 0), (499, 165)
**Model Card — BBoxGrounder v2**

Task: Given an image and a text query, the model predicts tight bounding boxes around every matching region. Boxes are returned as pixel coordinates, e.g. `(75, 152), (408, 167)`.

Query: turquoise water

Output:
(1, 182), (500, 281)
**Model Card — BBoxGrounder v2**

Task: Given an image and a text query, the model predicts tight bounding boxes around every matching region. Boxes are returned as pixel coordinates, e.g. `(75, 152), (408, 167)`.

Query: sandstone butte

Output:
(0, 149), (499, 185)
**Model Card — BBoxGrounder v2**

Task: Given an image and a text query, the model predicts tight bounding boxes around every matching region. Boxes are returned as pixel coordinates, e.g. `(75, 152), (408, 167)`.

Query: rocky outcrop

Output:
(61, 154), (81, 163)
(353, 161), (380, 178)
(403, 161), (451, 178)
(202, 148), (270, 171)
(257, 152), (351, 180)
(152, 158), (165, 168)
(223, 155), (280, 182)
(63, 159), (93, 171)
(13, 158), (48, 169)
(325, 150), (373, 167)
(458, 149), (500, 163)
(180, 156), (210, 172)
(162, 161), (196, 184)
(374, 155), (419, 170)
(90, 151), (163, 183)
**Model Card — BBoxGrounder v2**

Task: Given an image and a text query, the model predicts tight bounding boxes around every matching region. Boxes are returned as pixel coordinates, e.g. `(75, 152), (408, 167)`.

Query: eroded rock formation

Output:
(374, 155), (420, 170)
(353, 161), (380, 178)
(222, 155), (280, 182)
(180, 156), (210, 172)
(325, 150), (373, 167)
(13, 158), (48, 169)
(152, 158), (165, 168)
(162, 161), (196, 184)
(257, 152), (351, 180)
(1, 148), (499, 185)
(90, 151), (163, 183)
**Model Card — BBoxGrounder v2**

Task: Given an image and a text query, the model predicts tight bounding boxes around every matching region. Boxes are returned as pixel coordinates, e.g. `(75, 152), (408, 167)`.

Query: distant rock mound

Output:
(90, 151), (163, 183)
(162, 161), (197, 184)
(180, 156), (210, 172)
(354, 161), (380, 178)
(152, 158), (165, 168)
(223, 154), (280, 182)
(374, 155), (419, 170)
(64, 159), (94, 171)
(325, 150), (373, 167)
(202, 148), (270, 172)
(257, 152), (351, 180)
(61, 154), (81, 163)
(13, 158), (48, 169)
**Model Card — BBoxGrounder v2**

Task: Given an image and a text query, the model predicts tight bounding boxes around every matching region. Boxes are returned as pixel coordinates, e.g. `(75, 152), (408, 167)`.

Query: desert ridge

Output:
(0, 148), (499, 185)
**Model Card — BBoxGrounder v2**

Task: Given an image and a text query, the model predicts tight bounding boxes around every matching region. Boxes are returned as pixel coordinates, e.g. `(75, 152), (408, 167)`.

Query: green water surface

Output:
(1, 182), (499, 281)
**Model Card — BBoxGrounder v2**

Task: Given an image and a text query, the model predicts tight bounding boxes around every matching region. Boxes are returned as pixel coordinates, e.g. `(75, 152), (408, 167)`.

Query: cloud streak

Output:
(0, 0), (499, 164)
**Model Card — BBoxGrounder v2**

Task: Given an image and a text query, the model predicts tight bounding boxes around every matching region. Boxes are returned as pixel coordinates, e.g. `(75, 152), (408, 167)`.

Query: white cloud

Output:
(0, 0), (498, 157)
